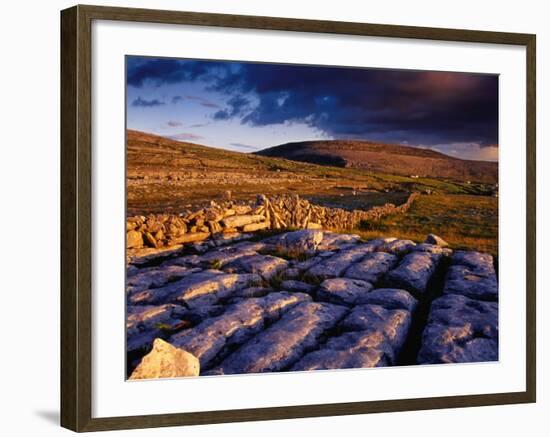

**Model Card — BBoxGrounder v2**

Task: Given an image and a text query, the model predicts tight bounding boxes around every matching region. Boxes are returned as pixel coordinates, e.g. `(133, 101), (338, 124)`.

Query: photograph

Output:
(124, 56), (500, 380)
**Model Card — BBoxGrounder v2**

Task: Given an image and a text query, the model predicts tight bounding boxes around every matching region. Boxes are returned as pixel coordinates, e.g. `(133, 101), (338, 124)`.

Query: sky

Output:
(126, 56), (499, 161)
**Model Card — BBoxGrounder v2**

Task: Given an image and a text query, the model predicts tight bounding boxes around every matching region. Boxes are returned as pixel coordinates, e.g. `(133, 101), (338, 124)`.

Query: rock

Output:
(417, 294), (498, 364)
(129, 338), (200, 380)
(353, 288), (417, 311)
(280, 280), (316, 294)
(265, 229), (324, 252)
(127, 245), (184, 265)
(129, 270), (261, 307)
(213, 302), (347, 374)
(306, 222), (323, 230)
(344, 252), (398, 283)
(223, 254), (288, 280)
(443, 265), (498, 301)
(126, 304), (186, 354)
(170, 292), (310, 369)
(126, 230), (143, 248)
(451, 251), (495, 275)
(242, 221), (270, 232)
(291, 332), (390, 371)
(412, 243), (453, 255)
(425, 233), (449, 247)
(144, 231), (158, 248)
(126, 265), (201, 294)
(384, 252), (441, 295)
(339, 304), (412, 352)
(317, 232), (361, 250)
(169, 231), (210, 245)
(198, 246), (258, 268)
(307, 245), (372, 278)
(233, 286), (273, 298)
(221, 214), (263, 228)
(377, 239), (416, 255)
(283, 268), (300, 279)
(317, 278), (373, 306)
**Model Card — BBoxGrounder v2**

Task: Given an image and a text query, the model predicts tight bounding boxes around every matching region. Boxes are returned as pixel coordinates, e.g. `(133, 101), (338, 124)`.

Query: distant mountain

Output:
(256, 140), (498, 183)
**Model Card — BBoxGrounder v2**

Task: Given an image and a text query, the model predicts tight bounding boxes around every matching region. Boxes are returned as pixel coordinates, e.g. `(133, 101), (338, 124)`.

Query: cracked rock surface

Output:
(126, 231), (498, 378)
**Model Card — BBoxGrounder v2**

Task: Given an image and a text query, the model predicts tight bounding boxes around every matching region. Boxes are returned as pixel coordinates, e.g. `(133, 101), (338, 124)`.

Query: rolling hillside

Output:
(126, 130), (494, 215)
(256, 140), (498, 184)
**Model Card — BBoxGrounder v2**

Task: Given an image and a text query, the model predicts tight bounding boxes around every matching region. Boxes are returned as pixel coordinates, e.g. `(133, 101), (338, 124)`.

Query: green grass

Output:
(355, 194), (498, 255)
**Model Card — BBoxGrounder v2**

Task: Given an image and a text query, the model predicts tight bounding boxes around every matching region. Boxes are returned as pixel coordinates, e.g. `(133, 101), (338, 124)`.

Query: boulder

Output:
(344, 252), (398, 283)
(308, 245), (372, 278)
(280, 280), (316, 294)
(213, 302), (347, 374)
(129, 338), (200, 380)
(425, 234), (449, 247)
(340, 304), (412, 351)
(317, 278), (373, 306)
(223, 254), (288, 280)
(242, 221), (270, 232)
(129, 270), (261, 307)
(352, 288), (417, 312)
(443, 265), (498, 301)
(126, 304), (187, 354)
(451, 251), (495, 275)
(417, 294), (498, 364)
(377, 239), (416, 255)
(126, 265), (201, 295)
(169, 231), (210, 245)
(222, 214), (263, 228)
(170, 292), (310, 369)
(291, 332), (390, 371)
(384, 252), (441, 295)
(126, 230), (143, 249)
(265, 229), (324, 252)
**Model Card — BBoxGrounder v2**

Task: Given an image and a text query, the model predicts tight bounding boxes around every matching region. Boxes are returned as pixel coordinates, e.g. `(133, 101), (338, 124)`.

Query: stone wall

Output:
(126, 192), (419, 249)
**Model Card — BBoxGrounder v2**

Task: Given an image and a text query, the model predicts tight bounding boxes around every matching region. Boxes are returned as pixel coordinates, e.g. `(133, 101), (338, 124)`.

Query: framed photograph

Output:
(60, 4), (536, 432)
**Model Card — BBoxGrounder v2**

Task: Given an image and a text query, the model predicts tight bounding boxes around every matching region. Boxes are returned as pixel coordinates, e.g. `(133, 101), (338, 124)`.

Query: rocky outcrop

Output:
(126, 230), (498, 378)
(417, 250), (499, 364)
(125, 193), (419, 250)
(129, 338), (200, 380)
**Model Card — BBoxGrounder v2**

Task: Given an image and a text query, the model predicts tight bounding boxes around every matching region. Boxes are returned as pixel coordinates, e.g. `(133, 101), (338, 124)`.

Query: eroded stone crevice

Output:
(126, 229), (499, 379)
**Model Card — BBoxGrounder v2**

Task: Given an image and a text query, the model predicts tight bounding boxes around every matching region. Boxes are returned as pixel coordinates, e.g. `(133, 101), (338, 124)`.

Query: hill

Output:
(256, 140), (498, 184)
(126, 130), (494, 215)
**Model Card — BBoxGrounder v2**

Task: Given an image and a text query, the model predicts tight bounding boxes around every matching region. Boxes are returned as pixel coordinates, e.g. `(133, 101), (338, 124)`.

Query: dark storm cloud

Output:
(172, 94), (221, 108)
(213, 95), (251, 120)
(127, 56), (498, 146)
(131, 97), (165, 107)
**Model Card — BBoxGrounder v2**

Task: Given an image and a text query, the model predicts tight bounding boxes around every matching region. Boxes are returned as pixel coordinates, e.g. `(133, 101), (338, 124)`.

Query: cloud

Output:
(214, 95), (251, 120)
(171, 94), (221, 108)
(169, 132), (204, 142)
(131, 97), (165, 107)
(127, 56), (498, 147)
(427, 142), (499, 161)
(229, 142), (258, 150)
(166, 120), (183, 127)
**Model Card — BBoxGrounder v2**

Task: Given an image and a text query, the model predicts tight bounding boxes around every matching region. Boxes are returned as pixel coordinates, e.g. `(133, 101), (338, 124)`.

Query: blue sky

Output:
(126, 56), (498, 161)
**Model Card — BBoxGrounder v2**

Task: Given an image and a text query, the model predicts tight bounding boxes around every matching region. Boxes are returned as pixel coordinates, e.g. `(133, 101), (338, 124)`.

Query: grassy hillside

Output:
(126, 130), (495, 215)
(256, 139), (498, 184)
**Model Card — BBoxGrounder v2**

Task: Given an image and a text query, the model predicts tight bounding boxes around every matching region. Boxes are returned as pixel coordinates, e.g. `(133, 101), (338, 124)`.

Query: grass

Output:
(259, 244), (311, 262)
(355, 194), (498, 256)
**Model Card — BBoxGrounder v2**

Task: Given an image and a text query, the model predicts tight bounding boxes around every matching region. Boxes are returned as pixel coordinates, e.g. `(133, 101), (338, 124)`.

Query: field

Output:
(354, 194), (498, 255)
(127, 131), (498, 255)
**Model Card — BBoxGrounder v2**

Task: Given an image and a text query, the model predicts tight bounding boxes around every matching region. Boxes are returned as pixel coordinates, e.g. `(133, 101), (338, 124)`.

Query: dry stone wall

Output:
(126, 192), (419, 250)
